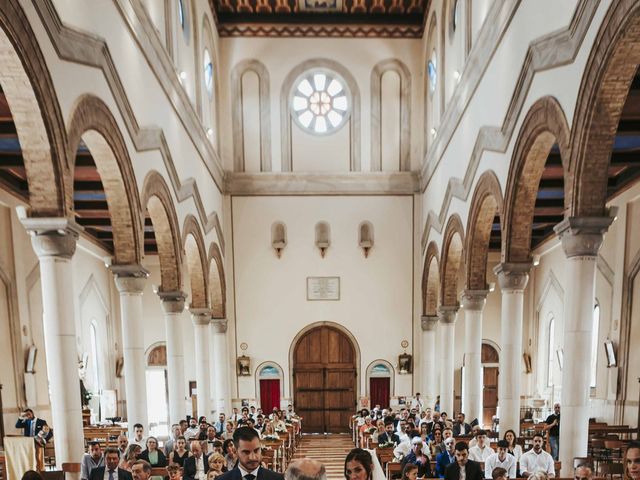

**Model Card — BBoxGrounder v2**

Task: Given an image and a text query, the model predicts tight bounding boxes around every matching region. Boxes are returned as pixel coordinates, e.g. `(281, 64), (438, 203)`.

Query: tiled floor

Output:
(291, 434), (354, 479)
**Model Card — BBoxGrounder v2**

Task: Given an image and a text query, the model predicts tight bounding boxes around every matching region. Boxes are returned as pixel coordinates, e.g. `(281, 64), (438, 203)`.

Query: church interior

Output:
(0, 0), (639, 478)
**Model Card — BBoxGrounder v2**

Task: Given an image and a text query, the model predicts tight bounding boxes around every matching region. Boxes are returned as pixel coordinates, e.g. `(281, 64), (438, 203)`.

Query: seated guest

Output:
(207, 453), (226, 479)
(519, 434), (555, 478)
(444, 442), (483, 480)
(468, 427), (481, 448)
(185, 419), (200, 441)
(197, 422), (210, 440)
(222, 439), (237, 471)
(167, 464), (184, 480)
(263, 423), (280, 440)
(491, 467), (508, 480)
(453, 414), (472, 437)
(214, 414), (227, 436)
(255, 415), (266, 434)
(469, 430), (494, 462)
(118, 435), (129, 459)
(216, 427), (284, 480)
(402, 464), (419, 480)
(222, 422), (235, 440)
(82, 442), (105, 480)
(120, 445), (142, 472)
(131, 460), (152, 480)
(359, 417), (374, 446)
(165, 425), (183, 456)
(129, 424), (146, 448)
(184, 441), (209, 480)
(138, 437), (168, 467)
(90, 448), (133, 480)
(169, 436), (190, 467)
(205, 427), (219, 453)
(436, 438), (456, 478)
(573, 464), (594, 480)
(429, 428), (444, 457)
(402, 437), (432, 478)
(484, 441), (516, 479)
(502, 430), (522, 463)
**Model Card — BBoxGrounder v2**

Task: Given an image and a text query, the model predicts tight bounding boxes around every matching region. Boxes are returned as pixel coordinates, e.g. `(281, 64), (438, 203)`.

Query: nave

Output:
(291, 435), (354, 480)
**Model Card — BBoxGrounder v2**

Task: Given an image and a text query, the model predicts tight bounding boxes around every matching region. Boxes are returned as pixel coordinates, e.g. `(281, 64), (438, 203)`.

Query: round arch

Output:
(255, 361), (285, 412)
(141, 171), (183, 293)
(67, 94), (143, 265)
(465, 170), (503, 291)
(145, 342), (167, 367)
(422, 241), (440, 316)
(502, 96), (570, 264)
(207, 242), (226, 318)
(365, 359), (395, 402)
(440, 214), (465, 306)
(181, 214), (209, 309)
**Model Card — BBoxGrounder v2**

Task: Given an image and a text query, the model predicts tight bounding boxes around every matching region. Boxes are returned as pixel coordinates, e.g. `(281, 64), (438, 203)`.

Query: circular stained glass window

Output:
(427, 50), (437, 93)
(291, 70), (350, 135)
(203, 49), (213, 97)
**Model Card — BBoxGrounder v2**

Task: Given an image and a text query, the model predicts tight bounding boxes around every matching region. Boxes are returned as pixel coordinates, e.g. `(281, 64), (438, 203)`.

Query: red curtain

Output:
(370, 377), (390, 409)
(260, 379), (281, 413)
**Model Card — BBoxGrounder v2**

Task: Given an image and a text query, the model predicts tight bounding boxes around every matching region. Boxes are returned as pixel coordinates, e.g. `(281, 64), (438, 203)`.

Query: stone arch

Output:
(440, 214), (465, 307)
(208, 242), (226, 319)
(181, 214), (209, 309)
(141, 171), (183, 293)
(67, 94), (143, 265)
(502, 96), (570, 264)
(422, 241), (440, 316)
(370, 59), (412, 171)
(280, 58), (361, 171)
(568, 0), (640, 217)
(465, 170), (503, 291)
(0, 0), (69, 216)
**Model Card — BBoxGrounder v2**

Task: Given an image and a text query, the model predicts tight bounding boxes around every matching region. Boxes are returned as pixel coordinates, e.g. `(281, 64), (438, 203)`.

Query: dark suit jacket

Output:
(184, 454), (209, 480)
(444, 460), (483, 480)
(436, 452), (454, 477)
(138, 449), (168, 467)
(402, 451), (432, 478)
(377, 432), (400, 446)
(452, 423), (472, 436)
(15, 418), (49, 438)
(217, 466), (284, 480)
(89, 467), (133, 480)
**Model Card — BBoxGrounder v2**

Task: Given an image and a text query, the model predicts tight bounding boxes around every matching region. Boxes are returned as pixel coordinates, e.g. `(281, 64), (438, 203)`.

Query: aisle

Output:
(291, 434), (354, 479)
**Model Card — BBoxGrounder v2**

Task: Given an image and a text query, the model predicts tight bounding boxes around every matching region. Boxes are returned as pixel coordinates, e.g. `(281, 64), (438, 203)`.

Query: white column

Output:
(159, 291), (187, 425)
(212, 318), (231, 414)
(421, 315), (438, 409)
(208, 320), (218, 415)
(191, 309), (211, 419)
(554, 216), (613, 476)
(438, 306), (458, 416)
(461, 290), (488, 424)
(493, 262), (530, 436)
(21, 217), (84, 476)
(112, 265), (149, 435)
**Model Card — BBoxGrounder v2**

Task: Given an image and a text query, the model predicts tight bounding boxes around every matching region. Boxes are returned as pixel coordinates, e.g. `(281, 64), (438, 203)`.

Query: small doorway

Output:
(146, 344), (169, 437)
(481, 343), (499, 427)
(367, 362), (393, 409)
(257, 364), (283, 413)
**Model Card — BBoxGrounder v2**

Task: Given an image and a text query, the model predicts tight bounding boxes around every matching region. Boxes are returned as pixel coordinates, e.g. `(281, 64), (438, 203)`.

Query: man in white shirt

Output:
(184, 418), (200, 441)
(129, 424), (146, 448)
(519, 434), (555, 478)
(469, 430), (494, 462)
(81, 441), (104, 480)
(484, 440), (516, 479)
(411, 393), (425, 412)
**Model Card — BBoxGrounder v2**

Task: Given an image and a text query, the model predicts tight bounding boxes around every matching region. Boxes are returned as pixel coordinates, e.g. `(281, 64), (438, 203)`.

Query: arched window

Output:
(203, 49), (213, 97)
(427, 50), (437, 94)
(89, 320), (100, 391)
(547, 316), (555, 387)
(590, 303), (600, 388)
(146, 344), (169, 437)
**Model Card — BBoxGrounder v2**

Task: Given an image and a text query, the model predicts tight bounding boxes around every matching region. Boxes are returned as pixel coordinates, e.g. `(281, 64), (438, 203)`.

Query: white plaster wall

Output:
(231, 195), (414, 404)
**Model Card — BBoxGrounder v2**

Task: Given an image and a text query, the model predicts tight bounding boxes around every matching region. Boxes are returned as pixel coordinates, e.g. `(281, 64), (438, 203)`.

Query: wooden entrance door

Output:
(293, 326), (356, 433)
(482, 344), (499, 427)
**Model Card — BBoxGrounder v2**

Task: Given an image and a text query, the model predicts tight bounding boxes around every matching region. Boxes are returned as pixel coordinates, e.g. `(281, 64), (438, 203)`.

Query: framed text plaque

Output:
(307, 276), (340, 301)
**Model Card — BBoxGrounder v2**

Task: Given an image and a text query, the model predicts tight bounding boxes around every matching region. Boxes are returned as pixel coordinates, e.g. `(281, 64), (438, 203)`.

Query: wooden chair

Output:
(599, 462), (624, 480)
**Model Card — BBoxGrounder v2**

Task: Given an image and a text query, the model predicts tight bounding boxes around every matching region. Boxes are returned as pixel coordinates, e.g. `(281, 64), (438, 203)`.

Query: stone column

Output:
(191, 309), (211, 418)
(159, 291), (187, 425)
(421, 315), (438, 409)
(112, 265), (149, 435)
(208, 320), (218, 415)
(21, 217), (84, 475)
(461, 290), (488, 423)
(438, 306), (458, 416)
(554, 216), (613, 475)
(211, 318), (230, 414)
(493, 262), (530, 436)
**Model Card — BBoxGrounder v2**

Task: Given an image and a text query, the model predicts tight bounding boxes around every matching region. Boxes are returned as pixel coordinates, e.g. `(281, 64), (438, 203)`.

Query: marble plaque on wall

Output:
(307, 276), (340, 300)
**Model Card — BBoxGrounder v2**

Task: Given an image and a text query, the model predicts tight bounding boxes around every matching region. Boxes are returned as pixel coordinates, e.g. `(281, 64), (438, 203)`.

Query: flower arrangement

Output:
(378, 441), (395, 449)
(263, 434), (279, 441)
(367, 427), (377, 434)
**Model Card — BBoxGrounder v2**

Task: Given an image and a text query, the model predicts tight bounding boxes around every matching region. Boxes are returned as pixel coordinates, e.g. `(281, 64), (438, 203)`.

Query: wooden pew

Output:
(0, 455), (6, 480)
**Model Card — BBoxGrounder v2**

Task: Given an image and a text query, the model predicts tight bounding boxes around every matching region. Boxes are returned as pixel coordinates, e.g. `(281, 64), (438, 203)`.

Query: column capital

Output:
(190, 308), (211, 326)
(111, 264), (149, 294)
(438, 305), (458, 324)
(460, 290), (489, 311)
(553, 215), (615, 258)
(493, 262), (531, 292)
(19, 215), (83, 259)
(211, 318), (228, 333)
(159, 291), (187, 314)
(421, 315), (438, 331)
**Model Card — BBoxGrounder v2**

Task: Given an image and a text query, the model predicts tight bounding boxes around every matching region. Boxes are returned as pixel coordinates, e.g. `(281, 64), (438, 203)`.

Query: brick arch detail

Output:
(440, 214), (465, 307)
(502, 96), (570, 264)
(568, 0), (640, 217)
(67, 94), (143, 265)
(422, 241), (440, 316)
(141, 170), (183, 293)
(0, 0), (69, 216)
(207, 242), (226, 319)
(182, 214), (209, 309)
(465, 170), (503, 291)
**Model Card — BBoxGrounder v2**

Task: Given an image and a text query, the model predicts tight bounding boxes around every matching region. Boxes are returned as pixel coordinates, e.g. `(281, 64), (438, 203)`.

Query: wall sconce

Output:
(315, 221), (331, 258)
(271, 222), (287, 258)
(358, 221), (374, 258)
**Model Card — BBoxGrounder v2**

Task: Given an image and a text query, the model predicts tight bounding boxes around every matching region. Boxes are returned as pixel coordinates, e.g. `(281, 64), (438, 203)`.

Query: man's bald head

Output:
(285, 459), (327, 480)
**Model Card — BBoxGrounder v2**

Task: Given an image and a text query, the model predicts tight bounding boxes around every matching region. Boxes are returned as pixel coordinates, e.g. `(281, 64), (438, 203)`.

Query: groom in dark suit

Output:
(217, 427), (284, 480)
(444, 442), (483, 480)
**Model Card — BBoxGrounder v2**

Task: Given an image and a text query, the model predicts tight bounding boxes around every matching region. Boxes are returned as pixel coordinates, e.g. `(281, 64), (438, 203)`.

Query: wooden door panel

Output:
(482, 367), (499, 427)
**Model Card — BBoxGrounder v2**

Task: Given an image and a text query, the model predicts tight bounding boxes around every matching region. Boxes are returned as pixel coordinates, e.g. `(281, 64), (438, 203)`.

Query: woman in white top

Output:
(503, 429), (523, 461)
